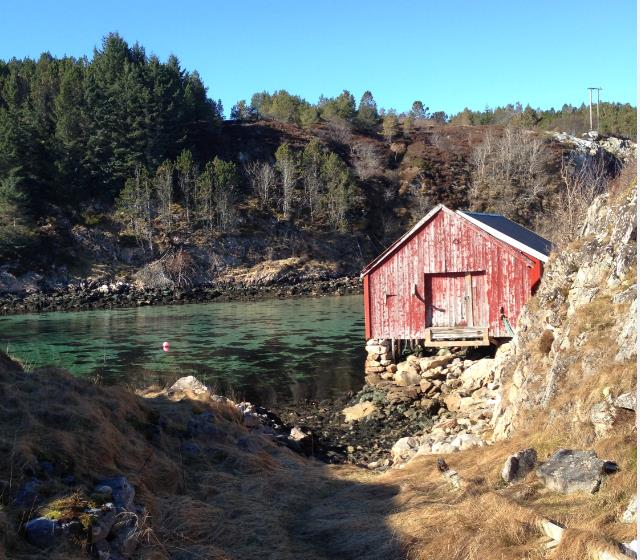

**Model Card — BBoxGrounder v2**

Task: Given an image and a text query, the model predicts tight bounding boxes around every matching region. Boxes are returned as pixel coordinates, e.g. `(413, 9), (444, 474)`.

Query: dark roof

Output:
(459, 211), (552, 257)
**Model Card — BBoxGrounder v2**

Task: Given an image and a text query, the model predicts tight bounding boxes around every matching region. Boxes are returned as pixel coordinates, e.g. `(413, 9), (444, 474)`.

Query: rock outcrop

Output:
(491, 184), (637, 440)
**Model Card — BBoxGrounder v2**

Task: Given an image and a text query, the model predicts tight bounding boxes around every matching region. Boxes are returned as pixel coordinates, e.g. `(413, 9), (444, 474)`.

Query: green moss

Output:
(39, 493), (97, 524)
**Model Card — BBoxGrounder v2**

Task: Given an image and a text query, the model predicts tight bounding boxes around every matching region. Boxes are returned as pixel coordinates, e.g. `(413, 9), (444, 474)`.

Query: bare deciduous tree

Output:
(154, 161), (173, 233)
(470, 127), (548, 223)
(244, 160), (277, 207)
(550, 153), (609, 245)
(275, 143), (298, 220)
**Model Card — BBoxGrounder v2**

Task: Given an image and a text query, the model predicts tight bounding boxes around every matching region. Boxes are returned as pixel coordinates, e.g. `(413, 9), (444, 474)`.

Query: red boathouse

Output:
(361, 205), (551, 346)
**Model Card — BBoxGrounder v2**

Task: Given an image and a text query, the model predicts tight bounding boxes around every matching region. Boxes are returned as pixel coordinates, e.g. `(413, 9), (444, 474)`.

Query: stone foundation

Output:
(364, 339), (396, 384)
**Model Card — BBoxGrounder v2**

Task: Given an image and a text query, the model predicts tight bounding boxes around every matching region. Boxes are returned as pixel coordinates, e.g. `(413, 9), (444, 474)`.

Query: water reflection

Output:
(0, 295), (365, 405)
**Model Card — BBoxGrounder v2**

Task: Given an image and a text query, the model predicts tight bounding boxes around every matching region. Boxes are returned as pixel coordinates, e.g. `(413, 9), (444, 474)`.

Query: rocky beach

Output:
(0, 276), (362, 315)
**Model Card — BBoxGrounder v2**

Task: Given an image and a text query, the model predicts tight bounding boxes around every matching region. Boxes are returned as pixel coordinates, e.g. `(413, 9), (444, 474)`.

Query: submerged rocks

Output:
(536, 449), (616, 494)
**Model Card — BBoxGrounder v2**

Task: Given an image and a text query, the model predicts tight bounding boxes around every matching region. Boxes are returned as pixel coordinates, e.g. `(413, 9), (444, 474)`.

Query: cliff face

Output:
(491, 172), (637, 440)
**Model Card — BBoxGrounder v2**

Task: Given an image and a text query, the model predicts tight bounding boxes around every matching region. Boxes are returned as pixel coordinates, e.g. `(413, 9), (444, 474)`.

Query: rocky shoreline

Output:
(0, 276), (362, 315)
(266, 343), (501, 469)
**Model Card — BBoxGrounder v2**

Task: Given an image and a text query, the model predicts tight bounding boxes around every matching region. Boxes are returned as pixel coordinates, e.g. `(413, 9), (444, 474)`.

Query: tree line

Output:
(449, 102), (636, 138)
(0, 33), (222, 256)
(231, 90), (636, 139)
(116, 136), (362, 252)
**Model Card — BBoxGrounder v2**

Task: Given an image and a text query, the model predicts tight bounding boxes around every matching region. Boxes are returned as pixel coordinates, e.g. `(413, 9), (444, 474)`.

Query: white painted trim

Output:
(456, 210), (549, 262)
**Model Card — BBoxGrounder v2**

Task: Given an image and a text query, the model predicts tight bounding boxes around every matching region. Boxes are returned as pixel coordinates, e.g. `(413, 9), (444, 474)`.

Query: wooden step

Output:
(425, 326), (490, 347)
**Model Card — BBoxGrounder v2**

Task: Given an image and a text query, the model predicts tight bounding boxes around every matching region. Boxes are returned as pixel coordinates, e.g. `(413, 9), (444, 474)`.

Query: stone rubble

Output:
(365, 347), (500, 467)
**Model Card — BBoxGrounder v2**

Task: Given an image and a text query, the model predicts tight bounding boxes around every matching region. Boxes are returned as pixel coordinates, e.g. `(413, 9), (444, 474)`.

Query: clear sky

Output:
(0, 0), (636, 117)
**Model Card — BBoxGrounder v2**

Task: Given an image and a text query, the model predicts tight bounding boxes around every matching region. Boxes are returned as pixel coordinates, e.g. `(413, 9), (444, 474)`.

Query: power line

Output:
(587, 87), (603, 132)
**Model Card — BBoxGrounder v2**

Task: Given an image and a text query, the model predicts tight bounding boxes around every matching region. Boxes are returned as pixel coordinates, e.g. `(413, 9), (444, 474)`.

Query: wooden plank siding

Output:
(366, 207), (535, 339)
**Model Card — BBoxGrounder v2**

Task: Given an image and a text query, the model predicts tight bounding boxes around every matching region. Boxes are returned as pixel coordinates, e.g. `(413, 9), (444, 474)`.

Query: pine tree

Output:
(356, 91), (379, 131)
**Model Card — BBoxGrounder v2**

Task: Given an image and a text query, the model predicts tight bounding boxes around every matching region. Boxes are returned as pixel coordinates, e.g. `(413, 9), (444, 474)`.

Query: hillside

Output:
(0, 35), (635, 310)
(0, 111), (633, 313)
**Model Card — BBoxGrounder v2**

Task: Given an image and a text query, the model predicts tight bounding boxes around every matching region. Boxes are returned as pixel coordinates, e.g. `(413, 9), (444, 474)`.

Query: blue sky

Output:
(0, 0), (636, 117)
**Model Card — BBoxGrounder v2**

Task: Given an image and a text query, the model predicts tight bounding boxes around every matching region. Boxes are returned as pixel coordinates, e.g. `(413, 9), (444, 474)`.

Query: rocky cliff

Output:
(491, 166), (637, 441)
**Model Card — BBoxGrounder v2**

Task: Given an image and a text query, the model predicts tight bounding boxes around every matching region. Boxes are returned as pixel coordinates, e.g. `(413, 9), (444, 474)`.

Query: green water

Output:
(0, 294), (366, 405)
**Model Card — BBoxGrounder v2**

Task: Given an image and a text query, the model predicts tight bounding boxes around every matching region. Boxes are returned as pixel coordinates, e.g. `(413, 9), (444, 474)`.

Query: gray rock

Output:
(590, 401), (617, 437)
(89, 503), (116, 543)
(614, 392), (636, 411)
(25, 517), (63, 549)
(287, 426), (313, 456)
(501, 448), (537, 483)
(169, 376), (210, 395)
(622, 495), (637, 523)
(96, 476), (135, 511)
(93, 485), (113, 498)
(394, 368), (421, 386)
(537, 449), (609, 494)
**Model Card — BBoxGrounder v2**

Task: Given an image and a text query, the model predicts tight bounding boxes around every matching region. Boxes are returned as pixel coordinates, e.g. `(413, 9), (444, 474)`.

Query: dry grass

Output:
(0, 350), (634, 560)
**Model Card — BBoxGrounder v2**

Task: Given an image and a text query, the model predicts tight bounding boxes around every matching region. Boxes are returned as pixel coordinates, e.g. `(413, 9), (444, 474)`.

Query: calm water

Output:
(0, 294), (366, 405)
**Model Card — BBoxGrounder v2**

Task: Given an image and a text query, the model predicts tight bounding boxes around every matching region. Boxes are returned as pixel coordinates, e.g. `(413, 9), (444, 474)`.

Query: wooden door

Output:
(426, 272), (487, 327)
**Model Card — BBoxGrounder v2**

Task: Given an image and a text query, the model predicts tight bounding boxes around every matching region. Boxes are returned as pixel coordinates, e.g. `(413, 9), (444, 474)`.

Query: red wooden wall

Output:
(364, 207), (537, 339)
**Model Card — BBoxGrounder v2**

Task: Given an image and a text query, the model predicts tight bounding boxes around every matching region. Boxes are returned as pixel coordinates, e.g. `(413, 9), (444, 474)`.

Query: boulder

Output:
(342, 401), (377, 422)
(419, 355), (454, 372)
(391, 436), (420, 463)
(419, 379), (432, 393)
(449, 433), (483, 451)
(394, 368), (421, 386)
(365, 344), (387, 355)
(288, 426), (313, 455)
(501, 448), (537, 483)
(537, 449), (610, 494)
(25, 517), (63, 549)
(443, 392), (462, 412)
(96, 476), (135, 511)
(614, 393), (636, 411)
(459, 358), (494, 391)
(169, 376), (210, 396)
(365, 373), (382, 386)
(430, 440), (458, 454)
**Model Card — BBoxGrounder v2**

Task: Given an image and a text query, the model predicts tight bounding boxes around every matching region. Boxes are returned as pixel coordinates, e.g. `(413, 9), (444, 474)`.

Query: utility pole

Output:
(587, 87), (603, 132)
